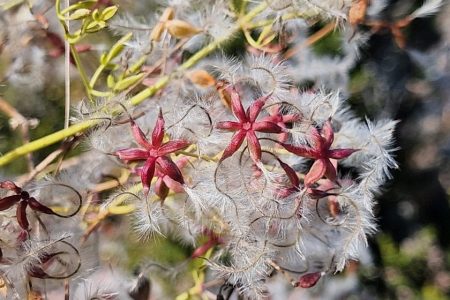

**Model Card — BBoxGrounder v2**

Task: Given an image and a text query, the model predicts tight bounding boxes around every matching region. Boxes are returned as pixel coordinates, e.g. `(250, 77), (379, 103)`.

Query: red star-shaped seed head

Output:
(116, 110), (191, 196)
(281, 121), (358, 186)
(216, 86), (283, 163)
(0, 181), (63, 232)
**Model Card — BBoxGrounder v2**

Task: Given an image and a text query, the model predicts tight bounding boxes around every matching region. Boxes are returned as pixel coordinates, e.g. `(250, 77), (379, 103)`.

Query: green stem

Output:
(0, 120), (97, 166)
(56, 0), (93, 102)
(0, 2), (269, 167)
(89, 64), (106, 89)
(70, 44), (94, 102)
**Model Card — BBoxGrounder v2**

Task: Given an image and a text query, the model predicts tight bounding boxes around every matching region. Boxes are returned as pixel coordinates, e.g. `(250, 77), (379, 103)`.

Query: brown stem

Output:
(284, 22), (336, 60)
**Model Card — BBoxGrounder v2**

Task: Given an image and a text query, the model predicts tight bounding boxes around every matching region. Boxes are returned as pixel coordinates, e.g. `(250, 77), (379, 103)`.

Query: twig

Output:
(16, 137), (79, 186)
(0, 97), (35, 171)
(283, 21), (336, 60)
(64, 0), (70, 129)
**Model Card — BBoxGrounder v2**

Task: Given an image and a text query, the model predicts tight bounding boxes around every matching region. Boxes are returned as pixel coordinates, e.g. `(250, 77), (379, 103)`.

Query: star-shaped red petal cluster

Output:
(0, 181), (60, 232)
(116, 111), (190, 196)
(216, 87), (283, 163)
(281, 121), (358, 186)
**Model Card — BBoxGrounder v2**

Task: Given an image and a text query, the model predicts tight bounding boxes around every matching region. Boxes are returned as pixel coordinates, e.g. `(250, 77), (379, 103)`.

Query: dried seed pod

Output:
(150, 7), (176, 41)
(215, 81), (232, 109)
(349, 0), (369, 26)
(150, 22), (166, 42)
(186, 70), (216, 87)
(165, 19), (202, 39)
(160, 7), (175, 22)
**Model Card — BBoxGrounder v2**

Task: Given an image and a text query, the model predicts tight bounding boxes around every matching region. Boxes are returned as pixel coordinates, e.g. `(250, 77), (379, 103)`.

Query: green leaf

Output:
(100, 53), (108, 66)
(105, 32), (133, 62)
(91, 8), (100, 21)
(67, 8), (91, 20)
(100, 5), (118, 21)
(113, 73), (145, 91)
(107, 75), (116, 89)
(60, 0), (96, 15)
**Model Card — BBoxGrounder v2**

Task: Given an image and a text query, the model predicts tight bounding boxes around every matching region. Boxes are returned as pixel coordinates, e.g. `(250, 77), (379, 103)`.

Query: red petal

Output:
(309, 126), (323, 150)
(328, 148), (359, 159)
(163, 176), (185, 193)
(16, 200), (29, 231)
(321, 121), (334, 149)
(28, 266), (49, 279)
(246, 130), (261, 162)
(131, 121), (152, 149)
(0, 180), (21, 193)
(282, 143), (316, 159)
(216, 121), (241, 131)
(277, 160), (300, 188)
(152, 109), (165, 147)
(229, 87), (247, 122)
(156, 156), (185, 184)
(0, 195), (21, 211)
(140, 158), (156, 195)
(221, 130), (246, 161)
(248, 94), (269, 122)
(304, 159), (327, 186)
(282, 113), (301, 123)
(307, 188), (331, 199)
(297, 272), (322, 288)
(116, 148), (149, 161)
(323, 159), (337, 182)
(176, 157), (190, 169)
(154, 178), (169, 200)
(158, 140), (190, 156)
(253, 121), (283, 133)
(191, 239), (216, 258)
(28, 198), (55, 215)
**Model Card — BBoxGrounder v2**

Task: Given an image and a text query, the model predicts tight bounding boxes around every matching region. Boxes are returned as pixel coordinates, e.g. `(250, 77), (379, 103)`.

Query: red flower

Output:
(116, 111), (190, 195)
(281, 121), (358, 186)
(259, 104), (300, 143)
(0, 181), (61, 231)
(134, 157), (189, 200)
(216, 87), (283, 162)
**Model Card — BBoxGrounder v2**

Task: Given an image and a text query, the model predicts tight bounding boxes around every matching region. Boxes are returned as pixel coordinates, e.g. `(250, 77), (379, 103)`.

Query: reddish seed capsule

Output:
(296, 272), (322, 288)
